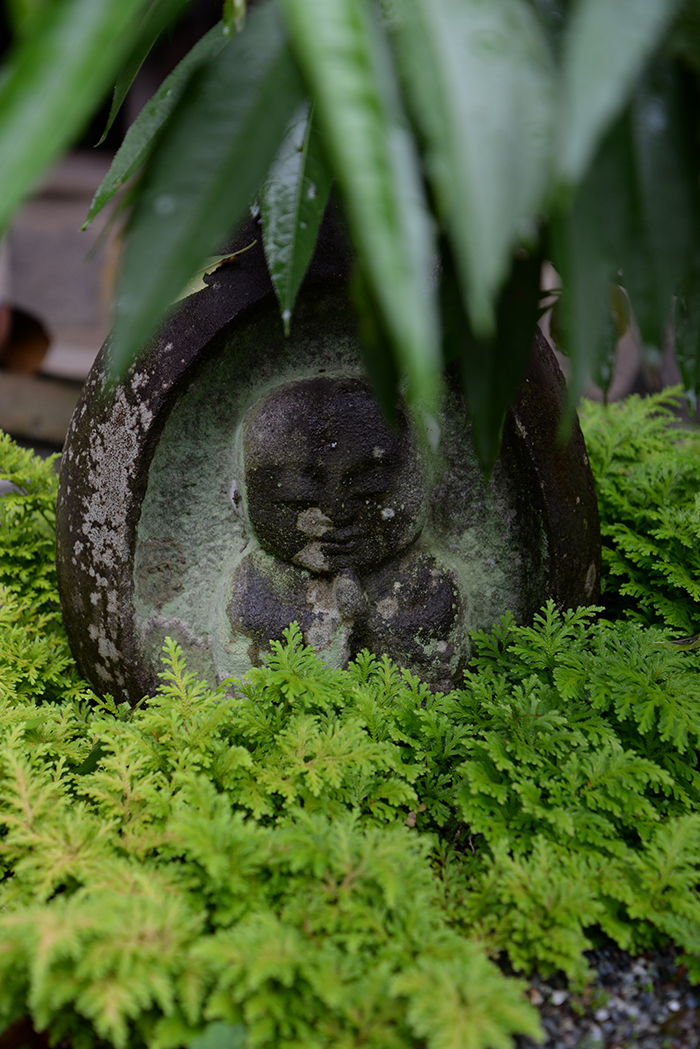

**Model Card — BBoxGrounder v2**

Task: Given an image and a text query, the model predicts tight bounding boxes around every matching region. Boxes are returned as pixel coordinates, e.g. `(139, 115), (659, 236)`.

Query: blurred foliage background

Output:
(0, 0), (698, 468)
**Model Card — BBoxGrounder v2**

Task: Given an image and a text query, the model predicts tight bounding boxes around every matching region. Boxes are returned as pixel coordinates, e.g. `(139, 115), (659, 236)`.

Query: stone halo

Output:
(55, 224), (601, 703)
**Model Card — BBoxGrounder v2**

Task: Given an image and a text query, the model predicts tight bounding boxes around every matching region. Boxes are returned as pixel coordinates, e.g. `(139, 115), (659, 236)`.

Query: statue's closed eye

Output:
(256, 468), (321, 505)
(343, 462), (394, 498)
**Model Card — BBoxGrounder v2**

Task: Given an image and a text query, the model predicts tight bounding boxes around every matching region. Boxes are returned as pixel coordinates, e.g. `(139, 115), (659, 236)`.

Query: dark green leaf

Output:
(553, 59), (700, 397)
(394, 0), (555, 336)
(668, 2), (700, 81)
(5, 0), (49, 36)
(261, 101), (333, 334)
(0, 0), (149, 236)
(74, 742), (107, 776)
(111, 0), (305, 375)
(99, 0), (195, 145)
(558, 0), (683, 184)
(675, 257), (700, 405)
(83, 22), (230, 229)
(626, 60), (700, 349)
(596, 286), (630, 397)
(442, 241), (543, 473)
(279, 0), (440, 406)
(549, 283), (630, 400)
(548, 143), (619, 419)
(548, 70), (700, 416)
(351, 265), (401, 421)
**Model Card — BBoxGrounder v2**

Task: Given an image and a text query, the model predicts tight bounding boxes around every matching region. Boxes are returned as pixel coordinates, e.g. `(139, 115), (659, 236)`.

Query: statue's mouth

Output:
(321, 525), (379, 557)
(320, 531), (358, 550)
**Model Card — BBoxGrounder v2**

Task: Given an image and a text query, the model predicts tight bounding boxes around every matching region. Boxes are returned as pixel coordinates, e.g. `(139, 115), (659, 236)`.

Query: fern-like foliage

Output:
(0, 434), (93, 706)
(0, 430), (542, 1049)
(0, 628), (542, 1049)
(3, 603), (700, 1041)
(455, 602), (700, 982)
(3, 412), (700, 1046)
(0, 434), (59, 619)
(580, 389), (700, 632)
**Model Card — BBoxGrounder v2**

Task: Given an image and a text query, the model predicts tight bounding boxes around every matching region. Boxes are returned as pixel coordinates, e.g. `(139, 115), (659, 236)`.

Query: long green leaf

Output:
(83, 22), (230, 229)
(0, 0), (149, 236)
(675, 258), (700, 405)
(99, 0), (195, 145)
(261, 101), (333, 334)
(549, 125), (626, 418)
(279, 0), (440, 405)
(667, 4), (700, 80)
(560, 122), (647, 409)
(394, 0), (555, 336)
(111, 0), (305, 375)
(558, 0), (682, 185)
(626, 60), (700, 349)
(351, 265), (402, 420)
(575, 117), (657, 369)
(553, 67), (700, 409)
(555, 60), (700, 382)
(549, 282), (629, 400)
(5, 0), (50, 36)
(441, 241), (543, 472)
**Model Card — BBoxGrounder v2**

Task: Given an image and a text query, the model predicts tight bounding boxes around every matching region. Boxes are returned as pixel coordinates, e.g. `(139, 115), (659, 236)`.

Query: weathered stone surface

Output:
(56, 222), (600, 703)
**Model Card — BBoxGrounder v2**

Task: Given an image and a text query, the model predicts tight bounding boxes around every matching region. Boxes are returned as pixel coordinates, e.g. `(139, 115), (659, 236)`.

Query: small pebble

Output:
(585, 1022), (603, 1045)
(514, 946), (700, 1049)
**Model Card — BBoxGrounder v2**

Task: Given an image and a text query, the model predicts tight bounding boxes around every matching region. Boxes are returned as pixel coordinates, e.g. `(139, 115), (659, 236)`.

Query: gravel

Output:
(515, 947), (700, 1048)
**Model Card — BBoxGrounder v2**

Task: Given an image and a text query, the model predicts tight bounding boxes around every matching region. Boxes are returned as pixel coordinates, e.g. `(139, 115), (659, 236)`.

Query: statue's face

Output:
(241, 377), (426, 574)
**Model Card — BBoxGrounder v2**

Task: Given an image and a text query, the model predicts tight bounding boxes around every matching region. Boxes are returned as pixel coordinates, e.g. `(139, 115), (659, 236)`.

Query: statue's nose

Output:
(296, 506), (333, 538)
(320, 489), (355, 525)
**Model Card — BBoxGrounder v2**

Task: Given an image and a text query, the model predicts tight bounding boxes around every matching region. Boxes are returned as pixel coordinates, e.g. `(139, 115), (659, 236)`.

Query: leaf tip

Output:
(282, 308), (292, 336)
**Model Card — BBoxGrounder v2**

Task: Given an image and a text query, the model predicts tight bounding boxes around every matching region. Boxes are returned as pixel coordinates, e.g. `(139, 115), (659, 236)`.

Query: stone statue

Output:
(55, 231), (600, 705)
(225, 375), (468, 691)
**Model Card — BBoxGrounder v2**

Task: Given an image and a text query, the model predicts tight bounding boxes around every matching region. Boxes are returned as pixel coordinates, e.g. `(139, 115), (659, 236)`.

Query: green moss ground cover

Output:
(0, 389), (699, 1048)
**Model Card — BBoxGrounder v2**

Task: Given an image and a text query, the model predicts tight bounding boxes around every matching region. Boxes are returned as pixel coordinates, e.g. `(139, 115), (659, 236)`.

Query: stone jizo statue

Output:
(55, 234), (600, 705)
(227, 375), (467, 690)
